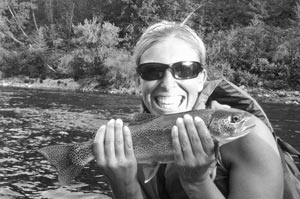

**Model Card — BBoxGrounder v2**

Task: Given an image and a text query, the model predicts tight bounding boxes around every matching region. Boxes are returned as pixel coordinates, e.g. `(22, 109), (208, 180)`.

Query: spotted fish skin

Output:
(38, 108), (255, 185)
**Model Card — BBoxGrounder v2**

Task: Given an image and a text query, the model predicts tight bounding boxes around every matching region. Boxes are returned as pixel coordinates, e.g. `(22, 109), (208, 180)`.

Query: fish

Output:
(38, 108), (256, 185)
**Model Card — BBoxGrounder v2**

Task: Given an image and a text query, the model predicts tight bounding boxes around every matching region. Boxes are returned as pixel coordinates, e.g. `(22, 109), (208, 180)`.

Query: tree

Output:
(0, 0), (38, 46)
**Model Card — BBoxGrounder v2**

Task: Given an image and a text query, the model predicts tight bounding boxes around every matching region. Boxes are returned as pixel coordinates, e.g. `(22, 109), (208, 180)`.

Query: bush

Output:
(103, 48), (136, 90)
(205, 21), (300, 89)
(1, 49), (48, 79)
(57, 17), (136, 91)
(232, 70), (259, 87)
(288, 58), (300, 90)
(0, 25), (52, 79)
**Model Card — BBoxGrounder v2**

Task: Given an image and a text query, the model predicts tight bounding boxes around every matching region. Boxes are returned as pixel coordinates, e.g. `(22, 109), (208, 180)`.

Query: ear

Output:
(135, 73), (142, 90)
(196, 69), (207, 92)
(201, 69), (208, 82)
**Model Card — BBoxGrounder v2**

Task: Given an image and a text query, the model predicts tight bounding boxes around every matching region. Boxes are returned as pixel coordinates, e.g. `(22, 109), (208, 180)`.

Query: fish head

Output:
(209, 109), (255, 144)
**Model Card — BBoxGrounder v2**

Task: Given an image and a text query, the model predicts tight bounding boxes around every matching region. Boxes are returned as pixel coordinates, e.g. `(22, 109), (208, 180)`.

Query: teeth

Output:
(155, 96), (182, 109)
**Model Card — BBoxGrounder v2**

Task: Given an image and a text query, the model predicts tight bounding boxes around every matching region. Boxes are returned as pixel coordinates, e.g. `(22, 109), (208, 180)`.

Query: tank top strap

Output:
(193, 79), (223, 110)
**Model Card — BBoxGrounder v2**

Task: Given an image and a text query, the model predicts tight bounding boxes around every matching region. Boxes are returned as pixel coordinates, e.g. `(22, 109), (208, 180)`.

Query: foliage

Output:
(1, 49), (47, 78)
(56, 17), (135, 90)
(205, 16), (300, 89)
(0, 0), (300, 92)
(0, 0), (37, 42)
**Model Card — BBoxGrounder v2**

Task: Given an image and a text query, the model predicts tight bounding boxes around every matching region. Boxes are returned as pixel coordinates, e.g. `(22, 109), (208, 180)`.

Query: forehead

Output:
(140, 37), (200, 64)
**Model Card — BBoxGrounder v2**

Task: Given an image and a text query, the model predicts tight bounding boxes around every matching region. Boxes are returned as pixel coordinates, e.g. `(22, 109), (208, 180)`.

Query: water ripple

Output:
(1, 87), (299, 198)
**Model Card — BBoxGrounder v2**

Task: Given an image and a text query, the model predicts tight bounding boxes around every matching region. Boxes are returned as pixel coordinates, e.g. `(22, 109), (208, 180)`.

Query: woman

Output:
(93, 21), (284, 199)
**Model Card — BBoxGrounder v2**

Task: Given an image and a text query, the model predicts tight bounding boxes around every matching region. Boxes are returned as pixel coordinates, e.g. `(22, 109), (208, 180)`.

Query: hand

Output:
(93, 119), (139, 197)
(171, 114), (215, 184)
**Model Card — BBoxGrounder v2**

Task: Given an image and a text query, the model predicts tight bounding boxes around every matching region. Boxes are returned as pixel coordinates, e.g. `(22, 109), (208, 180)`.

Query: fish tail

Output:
(38, 144), (84, 185)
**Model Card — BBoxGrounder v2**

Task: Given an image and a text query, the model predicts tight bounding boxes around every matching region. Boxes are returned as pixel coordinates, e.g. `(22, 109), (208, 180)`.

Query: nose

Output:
(159, 69), (177, 89)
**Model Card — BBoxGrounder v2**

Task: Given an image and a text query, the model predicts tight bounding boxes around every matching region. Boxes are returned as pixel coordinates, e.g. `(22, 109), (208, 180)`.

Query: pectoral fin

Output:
(142, 163), (160, 183)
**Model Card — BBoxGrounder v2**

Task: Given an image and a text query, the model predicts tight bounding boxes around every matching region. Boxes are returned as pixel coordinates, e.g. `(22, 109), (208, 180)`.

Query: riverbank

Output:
(245, 87), (300, 105)
(0, 77), (299, 104)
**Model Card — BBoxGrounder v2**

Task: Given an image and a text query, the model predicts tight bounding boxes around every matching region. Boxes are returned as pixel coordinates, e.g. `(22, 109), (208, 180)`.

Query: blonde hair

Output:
(134, 21), (206, 66)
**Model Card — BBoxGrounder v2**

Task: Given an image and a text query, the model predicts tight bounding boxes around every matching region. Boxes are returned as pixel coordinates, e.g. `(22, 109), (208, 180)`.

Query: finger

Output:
(194, 116), (215, 157)
(171, 125), (184, 163)
(115, 119), (125, 159)
(210, 100), (231, 109)
(93, 125), (106, 164)
(183, 114), (204, 156)
(176, 117), (193, 160)
(104, 119), (115, 159)
(123, 126), (135, 158)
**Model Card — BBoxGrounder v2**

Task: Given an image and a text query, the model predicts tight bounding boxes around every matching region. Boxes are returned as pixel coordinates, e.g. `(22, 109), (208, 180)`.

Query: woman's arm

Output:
(221, 116), (284, 199)
(93, 119), (145, 199)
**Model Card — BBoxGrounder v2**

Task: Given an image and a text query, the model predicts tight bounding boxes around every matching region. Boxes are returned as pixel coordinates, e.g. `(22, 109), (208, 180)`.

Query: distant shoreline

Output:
(245, 87), (300, 105)
(0, 77), (299, 105)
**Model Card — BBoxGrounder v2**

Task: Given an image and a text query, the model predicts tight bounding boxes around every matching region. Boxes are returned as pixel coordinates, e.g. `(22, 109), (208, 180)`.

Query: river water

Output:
(1, 87), (300, 199)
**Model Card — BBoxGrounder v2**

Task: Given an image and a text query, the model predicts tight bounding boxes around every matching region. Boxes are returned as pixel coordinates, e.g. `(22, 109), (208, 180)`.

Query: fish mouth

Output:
(241, 123), (256, 132)
(238, 117), (256, 134)
(154, 95), (184, 110)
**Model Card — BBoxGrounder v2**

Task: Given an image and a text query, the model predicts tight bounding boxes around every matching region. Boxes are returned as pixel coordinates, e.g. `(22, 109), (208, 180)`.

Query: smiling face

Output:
(139, 37), (207, 115)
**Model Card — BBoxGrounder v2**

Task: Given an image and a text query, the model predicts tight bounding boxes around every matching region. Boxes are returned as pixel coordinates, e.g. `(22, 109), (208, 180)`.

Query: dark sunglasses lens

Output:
(173, 62), (202, 79)
(137, 62), (203, 80)
(138, 63), (167, 80)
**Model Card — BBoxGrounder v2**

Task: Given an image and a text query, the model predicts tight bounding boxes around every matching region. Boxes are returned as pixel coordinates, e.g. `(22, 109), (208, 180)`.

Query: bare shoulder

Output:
(219, 116), (284, 198)
(220, 115), (280, 168)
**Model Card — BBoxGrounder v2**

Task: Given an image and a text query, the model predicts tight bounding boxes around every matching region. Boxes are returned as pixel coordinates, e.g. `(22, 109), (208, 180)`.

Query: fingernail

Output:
(177, 117), (183, 123)
(194, 116), (202, 122)
(116, 118), (123, 124)
(184, 114), (192, 120)
(171, 126), (178, 137)
(172, 125), (176, 131)
(124, 126), (130, 131)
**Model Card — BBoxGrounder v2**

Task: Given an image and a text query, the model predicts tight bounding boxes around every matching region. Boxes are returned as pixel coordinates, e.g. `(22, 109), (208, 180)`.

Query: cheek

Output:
(185, 72), (205, 91)
(141, 80), (157, 104)
(182, 78), (205, 104)
(141, 80), (156, 95)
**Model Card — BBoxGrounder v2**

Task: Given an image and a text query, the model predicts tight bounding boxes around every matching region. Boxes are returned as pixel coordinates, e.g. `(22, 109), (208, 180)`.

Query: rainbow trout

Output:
(38, 108), (255, 185)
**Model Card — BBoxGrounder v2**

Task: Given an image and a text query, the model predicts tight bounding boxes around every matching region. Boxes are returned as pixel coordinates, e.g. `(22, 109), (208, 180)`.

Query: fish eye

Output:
(231, 115), (241, 123)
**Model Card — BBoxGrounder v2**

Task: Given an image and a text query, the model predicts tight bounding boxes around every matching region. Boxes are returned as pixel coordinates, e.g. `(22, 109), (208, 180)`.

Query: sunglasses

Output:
(136, 61), (203, 81)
